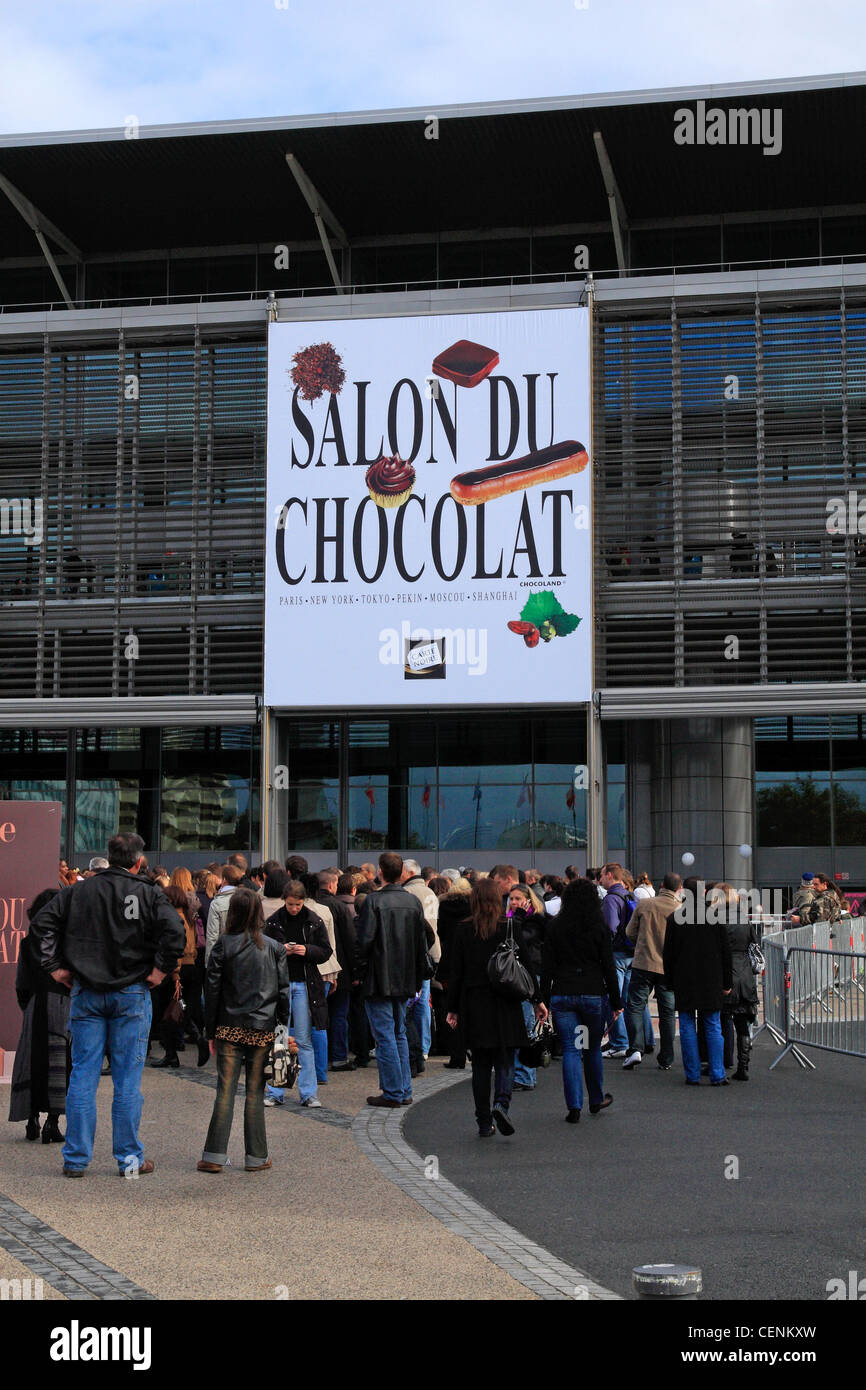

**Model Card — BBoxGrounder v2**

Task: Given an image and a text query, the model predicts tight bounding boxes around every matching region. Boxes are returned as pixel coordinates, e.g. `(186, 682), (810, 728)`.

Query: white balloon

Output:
(739, 843), (752, 858)
(681, 851), (695, 867)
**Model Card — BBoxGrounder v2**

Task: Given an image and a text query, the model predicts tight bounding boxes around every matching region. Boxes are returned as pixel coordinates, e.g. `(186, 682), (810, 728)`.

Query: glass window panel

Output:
(533, 715), (587, 780)
(348, 776), (388, 852)
(286, 780), (339, 853)
(607, 764), (627, 851)
(438, 784), (532, 854)
(74, 780), (156, 853)
(161, 726), (252, 778)
(0, 729), (69, 848)
(756, 776), (831, 846)
(438, 717), (530, 784)
(283, 720), (339, 783)
(160, 774), (253, 852)
(348, 720), (436, 779)
(533, 783), (587, 851)
(832, 781), (866, 845)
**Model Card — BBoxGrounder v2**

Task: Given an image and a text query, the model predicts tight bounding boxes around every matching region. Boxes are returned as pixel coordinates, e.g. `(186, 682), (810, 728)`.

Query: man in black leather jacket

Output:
(354, 852), (428, 1108)
(29, 831), (184, 1178)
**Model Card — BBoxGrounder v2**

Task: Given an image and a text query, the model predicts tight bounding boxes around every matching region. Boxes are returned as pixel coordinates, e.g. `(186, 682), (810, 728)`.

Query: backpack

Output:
(610, 891), (635, 956)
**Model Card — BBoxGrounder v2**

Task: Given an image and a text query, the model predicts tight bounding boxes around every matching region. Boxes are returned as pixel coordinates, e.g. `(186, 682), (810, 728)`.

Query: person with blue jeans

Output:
(541, 877), (622, 1122)
(354, 852), (429, 1109)
(663, 885), (733, 1087)
(599, 864), (652, 1056)
(506, 885), (546, 1090)
(264, 880), (331, 1108)
(29, 831), (184, 1176)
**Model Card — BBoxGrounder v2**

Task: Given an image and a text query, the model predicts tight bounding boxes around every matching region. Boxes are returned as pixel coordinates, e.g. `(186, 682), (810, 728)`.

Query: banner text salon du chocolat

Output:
(264, 308), (592, 708)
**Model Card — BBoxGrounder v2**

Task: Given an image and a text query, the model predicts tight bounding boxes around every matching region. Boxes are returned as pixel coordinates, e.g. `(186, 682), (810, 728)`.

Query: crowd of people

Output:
(10, 842), (838, 1170)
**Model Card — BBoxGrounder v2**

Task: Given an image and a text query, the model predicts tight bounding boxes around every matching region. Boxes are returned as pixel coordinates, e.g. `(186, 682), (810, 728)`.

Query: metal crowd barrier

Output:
(757, 917), (866, 1069)
(784, 948), (866, 1060)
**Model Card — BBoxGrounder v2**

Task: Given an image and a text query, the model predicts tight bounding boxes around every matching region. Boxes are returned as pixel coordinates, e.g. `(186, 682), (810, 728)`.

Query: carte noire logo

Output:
(673, 100), (782, 156)
(49, 1321), (152, 1371)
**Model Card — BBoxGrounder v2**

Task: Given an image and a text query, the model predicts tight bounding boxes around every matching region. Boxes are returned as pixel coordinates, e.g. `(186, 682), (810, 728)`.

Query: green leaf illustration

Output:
(550, 612), (580, 636)
(519, 590), (581, 638)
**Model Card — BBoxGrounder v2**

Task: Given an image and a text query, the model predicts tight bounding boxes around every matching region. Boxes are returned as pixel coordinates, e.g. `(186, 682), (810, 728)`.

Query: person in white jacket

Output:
(634, 873), (656, 901)
(204, 865), (244, 963)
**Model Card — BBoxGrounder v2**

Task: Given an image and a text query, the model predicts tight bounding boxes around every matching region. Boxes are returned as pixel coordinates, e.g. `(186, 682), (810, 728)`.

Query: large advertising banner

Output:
(265, 307), (591, 708)
(0, 801), (61, 1073)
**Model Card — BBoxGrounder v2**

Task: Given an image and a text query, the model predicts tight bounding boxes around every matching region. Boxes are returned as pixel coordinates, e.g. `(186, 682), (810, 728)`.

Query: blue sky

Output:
(1, 0), (865, 133)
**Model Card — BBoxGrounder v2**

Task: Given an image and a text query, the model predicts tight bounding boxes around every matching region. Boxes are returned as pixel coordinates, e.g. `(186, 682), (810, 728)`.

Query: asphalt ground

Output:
(404, 1036), (866, 1301)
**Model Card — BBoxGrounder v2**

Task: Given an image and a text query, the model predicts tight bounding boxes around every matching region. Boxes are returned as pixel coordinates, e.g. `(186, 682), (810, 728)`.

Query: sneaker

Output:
(478, 1124), (496, 1138)
(62, 1167), (86, 1178)
(656, 1061), (673, 1071)
(622, 1051), (643, 1070)
(513, 1082), (535, 1091)
(492, 1103), (515, 1136)
(264, 1097), (283, 1108)
(601, 1048), (627, 1059)
(301, 1097), (322, 1108)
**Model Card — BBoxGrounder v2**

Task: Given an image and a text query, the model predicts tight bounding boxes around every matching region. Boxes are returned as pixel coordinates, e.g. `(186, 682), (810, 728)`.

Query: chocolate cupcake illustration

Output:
(365, 454), (416, 508)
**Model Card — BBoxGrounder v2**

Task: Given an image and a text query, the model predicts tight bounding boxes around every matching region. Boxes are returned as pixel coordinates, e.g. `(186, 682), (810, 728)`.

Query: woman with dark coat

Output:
(541, 878), (622, 1123)
(8, 889), (70, 1143)
(663, 891), (734, 1086)
(715, 885), (759, 1081)
(436, 882), (473, 1068)
(197, 889), (290, 1173)
(263, 880), (331, 1108)
(446, 879), (548, 1137)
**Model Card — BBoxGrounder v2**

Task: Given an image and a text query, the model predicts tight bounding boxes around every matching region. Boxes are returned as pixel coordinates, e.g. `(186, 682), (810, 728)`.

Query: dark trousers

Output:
(328, 989), (350, 1063)
(430, 983), (450, 1055)
(626, 968), (676, 1065)
(470, 1047), (514, 1128)
(348, 989), (372, 1062)
(157, 966), (204, 1053)
(202, 1039), (269, 1167)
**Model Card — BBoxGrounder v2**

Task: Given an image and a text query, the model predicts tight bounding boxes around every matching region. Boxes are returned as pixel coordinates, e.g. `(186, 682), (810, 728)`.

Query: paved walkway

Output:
(404, 1036), (866, 1301)
(0, 1062), (543, 1301)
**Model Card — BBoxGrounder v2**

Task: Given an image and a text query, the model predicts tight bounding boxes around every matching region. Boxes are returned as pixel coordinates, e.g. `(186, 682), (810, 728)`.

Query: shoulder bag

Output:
(487, 919), (536, 1000)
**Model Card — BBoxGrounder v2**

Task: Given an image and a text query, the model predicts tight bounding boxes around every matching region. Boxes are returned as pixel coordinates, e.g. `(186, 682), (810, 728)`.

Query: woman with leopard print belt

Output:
(197, 889), (290, 1174)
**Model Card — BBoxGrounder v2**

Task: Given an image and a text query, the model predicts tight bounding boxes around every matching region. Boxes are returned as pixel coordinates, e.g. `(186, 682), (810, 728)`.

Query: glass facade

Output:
(277, 713), (587, 863)
(755, 715), (866, 882)
(0, 725), (260, 863)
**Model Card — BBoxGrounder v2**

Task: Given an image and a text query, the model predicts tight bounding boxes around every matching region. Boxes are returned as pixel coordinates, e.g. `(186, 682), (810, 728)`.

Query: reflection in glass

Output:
(75, 780), (146, 853)
(756, 776), (831, 846)
(832, 781), (866, 845)
(348, 777), (388, 851)
(287, 780), (339, 852)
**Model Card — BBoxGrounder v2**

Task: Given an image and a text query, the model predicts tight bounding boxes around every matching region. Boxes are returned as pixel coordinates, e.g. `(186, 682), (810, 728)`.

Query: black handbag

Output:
(487, 919), (536, 1000)
(518, 1018), (554, 1068)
